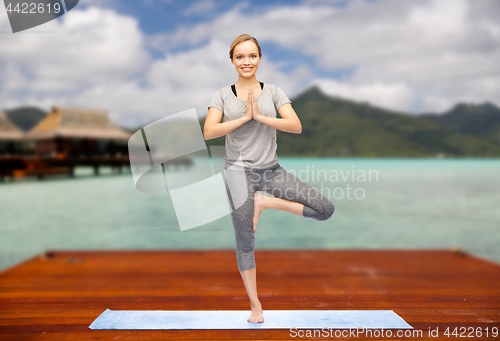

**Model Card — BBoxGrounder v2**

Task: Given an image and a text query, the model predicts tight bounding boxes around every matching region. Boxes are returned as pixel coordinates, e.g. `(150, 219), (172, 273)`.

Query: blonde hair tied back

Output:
(229, 34), (262, 61)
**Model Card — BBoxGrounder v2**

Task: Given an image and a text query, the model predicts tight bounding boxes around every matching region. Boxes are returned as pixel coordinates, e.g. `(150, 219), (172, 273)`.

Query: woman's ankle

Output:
(251, 301), (262, 310)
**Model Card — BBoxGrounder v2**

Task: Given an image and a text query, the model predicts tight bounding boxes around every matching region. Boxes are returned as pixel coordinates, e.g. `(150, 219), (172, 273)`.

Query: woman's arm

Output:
(205, 89), (255, 140)
(204, 104), (255, 140)
(255, 103), (302, 134)
(249, 89), (302, 134)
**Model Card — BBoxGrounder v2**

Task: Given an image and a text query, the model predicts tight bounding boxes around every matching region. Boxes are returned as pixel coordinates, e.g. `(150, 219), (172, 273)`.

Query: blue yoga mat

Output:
(89, 309), (413, 330)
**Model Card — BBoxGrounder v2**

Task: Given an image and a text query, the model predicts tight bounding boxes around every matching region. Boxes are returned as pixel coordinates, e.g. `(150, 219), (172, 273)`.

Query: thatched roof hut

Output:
(0, 112), (24, 140)
(24, 106), (130, 140)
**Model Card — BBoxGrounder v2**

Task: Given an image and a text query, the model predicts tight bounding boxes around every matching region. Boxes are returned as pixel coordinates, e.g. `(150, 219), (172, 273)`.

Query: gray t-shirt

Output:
(208, 83), (292, 170)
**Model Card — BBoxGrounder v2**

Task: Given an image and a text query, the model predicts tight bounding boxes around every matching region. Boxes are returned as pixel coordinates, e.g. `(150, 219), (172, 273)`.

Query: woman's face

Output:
(231, 40), (261, 79)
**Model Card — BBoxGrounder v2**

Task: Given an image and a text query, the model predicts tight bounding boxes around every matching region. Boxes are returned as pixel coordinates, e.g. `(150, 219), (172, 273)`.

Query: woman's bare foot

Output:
(252, 192), (267, 233)
(248, 303), (264, 323)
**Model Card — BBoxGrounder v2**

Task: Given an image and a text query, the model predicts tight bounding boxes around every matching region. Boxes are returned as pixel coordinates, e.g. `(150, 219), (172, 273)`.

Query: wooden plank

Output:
(0, 249), (499, 340)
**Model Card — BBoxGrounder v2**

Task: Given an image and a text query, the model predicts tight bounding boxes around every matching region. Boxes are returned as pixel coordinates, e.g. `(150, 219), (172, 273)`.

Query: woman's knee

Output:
(318, 199), (335, 221)
(236, 249), (256, 271)
(303, 199), (334, 221)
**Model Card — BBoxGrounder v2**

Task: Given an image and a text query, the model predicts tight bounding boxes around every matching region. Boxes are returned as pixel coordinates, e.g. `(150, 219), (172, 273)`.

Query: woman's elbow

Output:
(203, 127), (211, 140)
(296, 122), (302, 134)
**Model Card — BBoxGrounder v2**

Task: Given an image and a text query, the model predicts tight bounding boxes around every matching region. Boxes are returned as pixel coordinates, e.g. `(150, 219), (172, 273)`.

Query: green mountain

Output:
(419, 102), (500, 144)
(273, 86), (500, 157)
(3, 106), (47, 131)
(4, 87), (500, 157)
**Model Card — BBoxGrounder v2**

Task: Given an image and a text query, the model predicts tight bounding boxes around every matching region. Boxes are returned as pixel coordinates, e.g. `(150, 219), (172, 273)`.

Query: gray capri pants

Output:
(224, 163), (335, 271)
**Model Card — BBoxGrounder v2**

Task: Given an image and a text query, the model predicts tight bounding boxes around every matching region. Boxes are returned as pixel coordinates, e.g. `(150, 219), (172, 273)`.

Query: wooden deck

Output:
(0, 249), (499, 340)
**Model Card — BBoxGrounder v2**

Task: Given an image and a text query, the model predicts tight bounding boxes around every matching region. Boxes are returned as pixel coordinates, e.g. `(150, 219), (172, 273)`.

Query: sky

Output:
(0, 0), (499, 128)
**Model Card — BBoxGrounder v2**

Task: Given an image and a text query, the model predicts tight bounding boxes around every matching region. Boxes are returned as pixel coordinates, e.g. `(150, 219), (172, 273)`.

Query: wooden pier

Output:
(0, 249), (499, 340)
(0, 155), (131, 180)
(0, 155), (193, 181)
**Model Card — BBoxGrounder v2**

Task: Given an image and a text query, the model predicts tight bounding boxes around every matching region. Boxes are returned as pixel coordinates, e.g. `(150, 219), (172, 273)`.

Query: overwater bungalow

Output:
(1, 105), (193, 180)
(23, 105), (131, 158)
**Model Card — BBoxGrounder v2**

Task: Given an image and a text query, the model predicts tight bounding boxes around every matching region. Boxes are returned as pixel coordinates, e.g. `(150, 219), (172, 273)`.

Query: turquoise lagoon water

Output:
(0, 157), (499, 272)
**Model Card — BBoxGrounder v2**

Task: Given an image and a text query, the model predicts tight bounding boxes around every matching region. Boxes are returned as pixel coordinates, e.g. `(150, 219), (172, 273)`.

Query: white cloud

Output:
(0, 7), (149, 86)
(0, 5), (313, 128)
(182, 0), (217, 16)
(315, 78), (414, 113)
(148, 0), (500, 113)
(0, 6), (151, 124)
(1, 0), (499, 129)
(408, 0), (467, 37)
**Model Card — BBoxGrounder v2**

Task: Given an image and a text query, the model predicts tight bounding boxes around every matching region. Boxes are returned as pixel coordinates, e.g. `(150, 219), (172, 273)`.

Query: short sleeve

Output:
(208, 89), (224, 112)
(273, 85), (291, 111)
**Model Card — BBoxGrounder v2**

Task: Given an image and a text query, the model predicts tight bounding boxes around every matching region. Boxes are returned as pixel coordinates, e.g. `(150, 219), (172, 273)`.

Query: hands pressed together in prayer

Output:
(243, 88), (262, 123)
(241, 86), (299, 134)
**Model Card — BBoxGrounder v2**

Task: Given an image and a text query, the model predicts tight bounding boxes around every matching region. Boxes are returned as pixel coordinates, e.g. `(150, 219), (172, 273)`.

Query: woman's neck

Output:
(235, 76), (260, 89)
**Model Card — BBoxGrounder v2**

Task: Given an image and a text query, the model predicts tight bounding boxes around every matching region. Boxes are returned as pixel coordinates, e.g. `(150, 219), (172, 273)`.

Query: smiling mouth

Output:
(242, 67), (253, 71)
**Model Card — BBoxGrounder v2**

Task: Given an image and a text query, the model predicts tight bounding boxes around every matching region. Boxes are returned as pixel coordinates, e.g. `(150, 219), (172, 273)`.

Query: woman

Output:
(204, 34), (335, 323)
